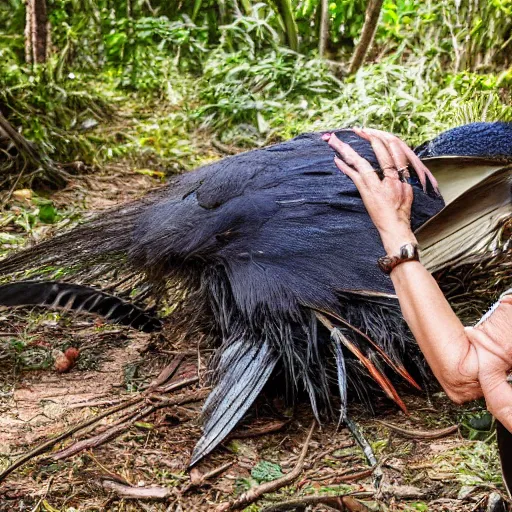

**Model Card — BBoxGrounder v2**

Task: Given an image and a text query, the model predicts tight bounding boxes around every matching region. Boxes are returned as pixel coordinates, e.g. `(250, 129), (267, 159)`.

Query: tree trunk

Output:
(272, 0), (299, 52)
(318, 0), (329, 57)
(348, 0), (384, 75)
(25, 0), (49, 65)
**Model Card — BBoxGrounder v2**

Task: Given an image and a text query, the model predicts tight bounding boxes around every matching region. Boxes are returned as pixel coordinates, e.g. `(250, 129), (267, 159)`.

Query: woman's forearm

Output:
(324, 129), (486, 404)
(380, 230), (482, 401)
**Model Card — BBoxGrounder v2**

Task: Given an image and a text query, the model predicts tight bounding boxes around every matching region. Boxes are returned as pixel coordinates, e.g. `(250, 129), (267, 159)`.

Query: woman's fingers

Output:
(364, 132), (397, 178)
(327, 134), (378, 179)
(334, 157), (361, 184)
(353, 127), (439, 192)
(468, 328), (512, 434)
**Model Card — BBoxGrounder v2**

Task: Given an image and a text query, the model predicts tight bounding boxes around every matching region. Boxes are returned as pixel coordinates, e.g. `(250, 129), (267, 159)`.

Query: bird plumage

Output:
(0, 122), (511, 464)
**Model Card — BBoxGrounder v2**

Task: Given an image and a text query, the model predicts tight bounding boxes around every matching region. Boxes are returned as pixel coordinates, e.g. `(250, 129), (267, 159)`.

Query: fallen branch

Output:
(101, 479), (172, 501)
(144, 355), (185, 392)
(50, 404), (155, 460)
(230, 420), (290, 440)
(0, 396), (145, 483)
(0, 360), (199, 482)
(260, 495), (371, 512)
(335, 467), (375, 483)
(154, 376), (199, 394)
(216, 420), (317, 512)
(51, 387), (208, 461)
(377, 421), (459, 440)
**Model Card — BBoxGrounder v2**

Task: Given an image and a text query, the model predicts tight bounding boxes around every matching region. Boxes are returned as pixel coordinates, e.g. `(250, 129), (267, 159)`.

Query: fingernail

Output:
(321, 133), (331, 141)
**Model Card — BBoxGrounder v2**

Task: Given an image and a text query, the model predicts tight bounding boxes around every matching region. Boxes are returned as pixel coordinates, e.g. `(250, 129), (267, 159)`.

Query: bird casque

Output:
(0, 121), (511, 466)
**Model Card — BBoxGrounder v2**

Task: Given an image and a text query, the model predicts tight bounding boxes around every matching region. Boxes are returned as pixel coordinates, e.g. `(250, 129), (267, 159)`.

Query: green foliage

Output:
(0, 0), (510, 188)
(104, 15), (208, 90)
(250, 460), (284, 482)
(196, 46), (341, 133)
(0, 51), (114, 165)
(459, 409), (495, 441)
(439, 440), (503, 486)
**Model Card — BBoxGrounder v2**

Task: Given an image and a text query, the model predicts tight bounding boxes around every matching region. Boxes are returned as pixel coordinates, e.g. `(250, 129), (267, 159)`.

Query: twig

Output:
(68, 398), (129, 409)
(377, 421), (459, 440)
(51, 388), (208, 461)
(144, 355), (185, 392)
(0, 379), (204, 481)
(230, 420), (290, 440)
(154, 376), (199, 394)
(182, 461), (234, 493)
(335, 468), (375, 483)
(100, 479), (172, 501)
(211, 138), (240, 155)
(260, 494), (372, 512)
(50, 405), (156, 460)
(30, 476), (54, 512)
(216, 420), (317, 512)
(0, 396), (144, 483)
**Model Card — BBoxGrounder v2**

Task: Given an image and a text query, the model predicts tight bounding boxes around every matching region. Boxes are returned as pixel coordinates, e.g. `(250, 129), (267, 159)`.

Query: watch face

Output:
(398, 243), (418, 260)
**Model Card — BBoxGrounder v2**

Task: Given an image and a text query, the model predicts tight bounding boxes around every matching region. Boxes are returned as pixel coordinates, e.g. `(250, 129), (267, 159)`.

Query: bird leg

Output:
(343, 416), (377, 467)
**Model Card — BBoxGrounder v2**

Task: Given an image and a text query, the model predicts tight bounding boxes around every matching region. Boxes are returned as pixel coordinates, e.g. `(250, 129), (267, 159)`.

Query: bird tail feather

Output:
(0, 281), (162, 332)
(190, 338), (278, 465)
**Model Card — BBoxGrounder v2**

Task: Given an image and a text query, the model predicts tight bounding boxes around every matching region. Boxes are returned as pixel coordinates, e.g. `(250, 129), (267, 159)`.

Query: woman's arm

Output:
(386, 260), (481, 403)
(324, 127), (512, 432)
(324, 130), (482, 403)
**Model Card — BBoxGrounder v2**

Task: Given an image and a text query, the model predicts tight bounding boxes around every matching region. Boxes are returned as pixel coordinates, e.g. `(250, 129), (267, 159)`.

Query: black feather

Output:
(0, 122), (510, 464)
(0, 281), (162, 332)
(191, 338), (278, 465)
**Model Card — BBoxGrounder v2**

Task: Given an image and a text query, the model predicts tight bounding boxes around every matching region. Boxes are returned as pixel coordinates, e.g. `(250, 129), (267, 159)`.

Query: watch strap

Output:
(377, 243), (419, 275)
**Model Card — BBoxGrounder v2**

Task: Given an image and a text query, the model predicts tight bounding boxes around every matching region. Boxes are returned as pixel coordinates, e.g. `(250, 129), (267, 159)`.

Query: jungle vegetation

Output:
(0, 0), (510, 194)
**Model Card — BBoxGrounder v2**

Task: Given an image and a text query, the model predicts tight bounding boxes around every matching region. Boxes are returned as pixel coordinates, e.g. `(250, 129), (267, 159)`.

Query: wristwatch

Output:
(377, 243), (420, 275)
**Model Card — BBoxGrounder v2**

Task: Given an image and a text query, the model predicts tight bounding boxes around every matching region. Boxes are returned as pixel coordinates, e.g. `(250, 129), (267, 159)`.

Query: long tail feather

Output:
(316, 312), (408, 413)
(319, 308), (421, 390)
(331, 329), (347, 423)
(0, 281), (162, 332)
(190, 339), (278, 466)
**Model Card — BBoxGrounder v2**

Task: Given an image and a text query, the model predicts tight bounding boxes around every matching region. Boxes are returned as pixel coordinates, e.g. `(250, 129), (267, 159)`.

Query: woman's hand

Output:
(323, 128), (512, 434)
(470, 297), (512, 433)
(323, 128), (438, 255)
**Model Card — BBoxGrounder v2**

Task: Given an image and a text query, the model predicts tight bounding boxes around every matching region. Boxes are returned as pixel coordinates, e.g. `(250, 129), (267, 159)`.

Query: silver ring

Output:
(397, 167), (410, 182)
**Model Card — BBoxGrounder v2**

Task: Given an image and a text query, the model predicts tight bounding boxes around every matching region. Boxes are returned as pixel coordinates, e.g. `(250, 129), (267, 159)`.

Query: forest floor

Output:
(0, 163), (510, 512)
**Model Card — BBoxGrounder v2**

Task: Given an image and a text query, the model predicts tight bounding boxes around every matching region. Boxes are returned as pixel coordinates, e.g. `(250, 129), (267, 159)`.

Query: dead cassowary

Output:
(0, 122), (511, 465)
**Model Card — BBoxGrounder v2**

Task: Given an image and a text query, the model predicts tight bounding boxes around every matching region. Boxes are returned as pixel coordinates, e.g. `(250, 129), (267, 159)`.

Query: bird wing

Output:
(416, 157), (512, 272)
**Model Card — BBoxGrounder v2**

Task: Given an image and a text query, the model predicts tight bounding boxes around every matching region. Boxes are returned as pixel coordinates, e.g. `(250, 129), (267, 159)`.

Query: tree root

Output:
(260, 495), (372, 512)
(377, 421), (459, 440)
(215, 420), (317, 512)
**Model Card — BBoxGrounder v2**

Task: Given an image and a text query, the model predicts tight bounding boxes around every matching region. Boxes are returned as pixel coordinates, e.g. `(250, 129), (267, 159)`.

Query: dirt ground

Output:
(0, 170), (510, 512)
